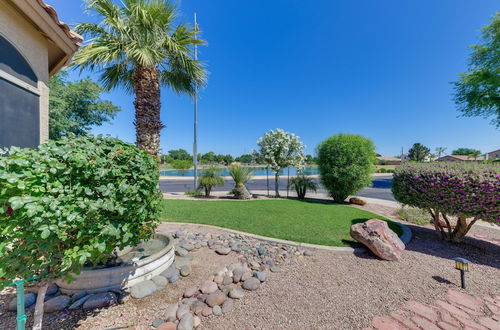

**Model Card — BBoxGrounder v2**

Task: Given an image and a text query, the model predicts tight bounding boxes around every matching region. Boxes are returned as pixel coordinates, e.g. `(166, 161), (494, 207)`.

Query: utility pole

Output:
(193, 13), (199, 190)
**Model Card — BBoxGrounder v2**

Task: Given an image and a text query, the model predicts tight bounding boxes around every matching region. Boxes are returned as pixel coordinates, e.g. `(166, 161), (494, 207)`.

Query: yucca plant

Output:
(229, 165), (254, 199)
(288, 174), (318, 199)
(198, 166), (224, 197)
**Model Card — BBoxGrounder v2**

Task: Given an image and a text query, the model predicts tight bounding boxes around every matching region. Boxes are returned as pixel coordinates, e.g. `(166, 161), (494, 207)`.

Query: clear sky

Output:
(50, 0), (499, 157)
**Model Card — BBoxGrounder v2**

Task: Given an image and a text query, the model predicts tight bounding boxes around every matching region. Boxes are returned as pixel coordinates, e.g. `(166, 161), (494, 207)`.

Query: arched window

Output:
(0, 34), (40, 148)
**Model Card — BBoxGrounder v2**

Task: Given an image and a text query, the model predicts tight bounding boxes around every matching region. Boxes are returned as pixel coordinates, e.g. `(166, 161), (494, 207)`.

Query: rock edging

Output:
(160, 221), (412, 255)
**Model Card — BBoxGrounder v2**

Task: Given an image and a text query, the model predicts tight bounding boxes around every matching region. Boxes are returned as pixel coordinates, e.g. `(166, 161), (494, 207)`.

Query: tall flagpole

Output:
(193, 13), (198, 190)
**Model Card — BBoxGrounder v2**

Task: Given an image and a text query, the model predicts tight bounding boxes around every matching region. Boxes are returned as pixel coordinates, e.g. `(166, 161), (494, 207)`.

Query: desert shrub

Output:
(392, 162), (499, 240)
(185, 189), (203, 197)
(0, 135), (162, 287)
(228, 165), (253, 200)
(228, 165), (254, 187)
(198, 166), (224, 197)
(317, 133), (376, 202)
(288, 174), (318, 199)
(396, 207), (431, 226)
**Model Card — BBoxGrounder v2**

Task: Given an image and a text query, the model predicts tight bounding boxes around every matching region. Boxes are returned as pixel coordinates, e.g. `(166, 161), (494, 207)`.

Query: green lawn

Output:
(161, 199), (402, 247)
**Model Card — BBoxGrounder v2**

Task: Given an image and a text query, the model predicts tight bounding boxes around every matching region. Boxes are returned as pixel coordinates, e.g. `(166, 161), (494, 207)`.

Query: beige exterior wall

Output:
(0, 0), (50, 143)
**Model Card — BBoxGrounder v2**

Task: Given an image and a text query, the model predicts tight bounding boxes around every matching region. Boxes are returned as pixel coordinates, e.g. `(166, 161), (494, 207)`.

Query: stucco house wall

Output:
(0, 0), (81, 148)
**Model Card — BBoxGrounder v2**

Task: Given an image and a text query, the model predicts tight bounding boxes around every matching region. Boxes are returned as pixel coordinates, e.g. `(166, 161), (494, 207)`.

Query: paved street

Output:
(159, 174), (395, 201)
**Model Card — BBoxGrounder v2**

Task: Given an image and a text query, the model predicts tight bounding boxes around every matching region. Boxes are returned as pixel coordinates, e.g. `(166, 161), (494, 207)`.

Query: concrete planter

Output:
(56, 233), (175, 294)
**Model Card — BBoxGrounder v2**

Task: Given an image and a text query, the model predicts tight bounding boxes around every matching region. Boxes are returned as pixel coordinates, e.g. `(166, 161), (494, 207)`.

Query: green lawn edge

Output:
(160, 199), (402, 248)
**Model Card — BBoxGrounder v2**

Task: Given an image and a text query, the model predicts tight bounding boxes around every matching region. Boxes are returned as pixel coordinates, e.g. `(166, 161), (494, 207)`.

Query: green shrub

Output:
(0, 135), (162, 286)
(396, 207), (431, 226)
(185, 189), (203, 197)
(288, 174), (318, 199)
(198, 166), (224, 197)
(317, 133), (376, 202)
(228, 165), (254, 187)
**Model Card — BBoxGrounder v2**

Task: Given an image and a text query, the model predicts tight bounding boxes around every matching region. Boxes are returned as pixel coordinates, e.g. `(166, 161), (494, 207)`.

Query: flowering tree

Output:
(257, 129), (305, 197)
(392, 162), (499, 241)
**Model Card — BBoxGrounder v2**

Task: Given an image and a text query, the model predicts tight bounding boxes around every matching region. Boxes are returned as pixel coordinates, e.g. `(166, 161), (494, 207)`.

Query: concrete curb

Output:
(160, 221), (412, 255)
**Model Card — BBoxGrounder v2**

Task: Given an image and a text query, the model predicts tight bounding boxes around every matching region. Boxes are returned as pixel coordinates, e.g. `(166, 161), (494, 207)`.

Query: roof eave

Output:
(8, 0), (82, 75)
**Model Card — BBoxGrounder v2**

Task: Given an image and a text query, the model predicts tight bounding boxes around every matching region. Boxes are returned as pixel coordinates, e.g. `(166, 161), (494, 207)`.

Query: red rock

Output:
(349, 197), (367, 205)
(372, 316), (408, 330)
(205, 291), (226, 307)
(478, 316), (499, 329)
(447, 290), (483, 312)
(437, 322), (460, 330)
(201, 306), (212, 317)
(435, 300), (471, 320)
(404, 301), (439, 323)
(410, 316), (441, 330)
(350, 219), (405, 261)
(157, 322), (177, 330)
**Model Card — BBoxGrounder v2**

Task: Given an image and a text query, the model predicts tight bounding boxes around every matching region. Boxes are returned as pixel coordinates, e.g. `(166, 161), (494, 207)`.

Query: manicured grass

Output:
(161, 199), (402, 247)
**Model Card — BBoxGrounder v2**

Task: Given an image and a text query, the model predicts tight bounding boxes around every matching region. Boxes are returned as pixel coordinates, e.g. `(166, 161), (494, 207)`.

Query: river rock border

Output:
(162, 220), (412, 254)
(150, 229), (316, 330)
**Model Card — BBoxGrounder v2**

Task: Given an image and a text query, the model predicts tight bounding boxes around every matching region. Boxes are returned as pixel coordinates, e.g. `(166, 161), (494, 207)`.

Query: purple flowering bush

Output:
(392, 162), (499, 240)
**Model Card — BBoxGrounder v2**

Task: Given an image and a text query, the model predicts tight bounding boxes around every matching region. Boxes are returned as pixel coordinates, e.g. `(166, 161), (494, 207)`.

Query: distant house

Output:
(376, 156), (402, 165)
(436, 155), (485, 162)
(486, 149), (500, 161)
(0, 0), (82, 149)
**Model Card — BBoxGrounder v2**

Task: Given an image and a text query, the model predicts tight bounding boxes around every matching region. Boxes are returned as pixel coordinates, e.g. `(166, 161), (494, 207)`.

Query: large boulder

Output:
(350, 219), (405, 261)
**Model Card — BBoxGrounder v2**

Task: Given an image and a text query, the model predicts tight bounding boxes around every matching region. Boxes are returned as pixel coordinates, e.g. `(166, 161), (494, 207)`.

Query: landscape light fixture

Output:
(453, 257), (470, 289)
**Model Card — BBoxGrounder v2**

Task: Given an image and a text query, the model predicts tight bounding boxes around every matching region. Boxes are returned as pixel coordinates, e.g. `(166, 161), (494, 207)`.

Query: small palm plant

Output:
(467, 150), (482, 161)
(288, 174), (318, 199)
(198, 166), (224, 197)
(228, 165), (254, 199)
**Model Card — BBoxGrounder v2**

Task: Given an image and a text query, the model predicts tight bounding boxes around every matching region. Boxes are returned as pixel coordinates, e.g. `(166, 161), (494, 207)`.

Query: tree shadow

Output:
(403, 224), (500, 270)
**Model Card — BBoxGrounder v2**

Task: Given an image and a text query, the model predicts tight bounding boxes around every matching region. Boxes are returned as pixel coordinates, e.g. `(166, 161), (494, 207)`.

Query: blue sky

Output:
(51, 0), (499, 157)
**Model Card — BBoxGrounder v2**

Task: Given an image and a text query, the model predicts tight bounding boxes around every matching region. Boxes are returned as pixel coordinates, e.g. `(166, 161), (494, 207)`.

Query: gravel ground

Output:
(1, 205), (498, 330)
(199, 224), (500, 330)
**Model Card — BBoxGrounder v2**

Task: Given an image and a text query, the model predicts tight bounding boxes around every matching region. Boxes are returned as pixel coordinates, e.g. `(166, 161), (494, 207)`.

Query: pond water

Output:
(160, 166), (319, 177)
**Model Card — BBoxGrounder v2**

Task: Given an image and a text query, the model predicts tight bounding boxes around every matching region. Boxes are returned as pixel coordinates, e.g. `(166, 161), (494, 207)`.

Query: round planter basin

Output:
(56, 233), (175, 294)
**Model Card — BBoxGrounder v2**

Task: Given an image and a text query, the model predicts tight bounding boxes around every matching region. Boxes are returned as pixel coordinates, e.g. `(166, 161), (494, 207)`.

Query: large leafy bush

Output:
(317, 134), (376, 202)
(0, 135), (162, 286)
(392, 162), (499, 240)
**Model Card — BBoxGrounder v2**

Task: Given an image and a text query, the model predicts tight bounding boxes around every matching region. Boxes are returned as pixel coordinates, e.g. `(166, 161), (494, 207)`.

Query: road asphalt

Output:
(159, 174), (396, 201)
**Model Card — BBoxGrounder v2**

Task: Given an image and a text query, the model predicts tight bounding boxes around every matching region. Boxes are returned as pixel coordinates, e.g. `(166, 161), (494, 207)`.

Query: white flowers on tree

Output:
(257, 129), (306, 197)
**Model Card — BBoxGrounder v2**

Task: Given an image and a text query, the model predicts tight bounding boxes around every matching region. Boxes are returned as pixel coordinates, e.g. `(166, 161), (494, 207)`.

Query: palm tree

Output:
(435, 147), (447, 158)
(72, 0), (206, 156)
(288, 174), (318, 199)
(198, 166), (224, 197)
(468, 150), (482, 161)
(228, 165), (254, 199)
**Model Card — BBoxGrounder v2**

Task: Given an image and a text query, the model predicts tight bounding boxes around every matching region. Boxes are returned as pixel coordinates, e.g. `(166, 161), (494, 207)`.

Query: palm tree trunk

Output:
(133, 65), (164, 157)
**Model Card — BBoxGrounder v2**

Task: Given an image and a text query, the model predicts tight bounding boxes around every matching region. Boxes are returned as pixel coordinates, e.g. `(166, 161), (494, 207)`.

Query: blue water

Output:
(160, 166), (319, 177)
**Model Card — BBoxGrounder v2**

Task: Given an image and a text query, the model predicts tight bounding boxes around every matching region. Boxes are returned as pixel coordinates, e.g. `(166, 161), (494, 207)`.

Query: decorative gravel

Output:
(1, 212), (498, 329)
(198, 223), (499, 329)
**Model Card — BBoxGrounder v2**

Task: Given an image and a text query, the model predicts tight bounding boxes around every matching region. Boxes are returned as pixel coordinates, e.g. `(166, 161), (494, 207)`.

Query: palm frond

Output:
(229, 165), (254, 186)
(72, 0), (207, 95)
